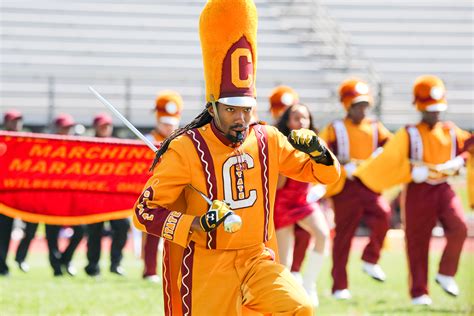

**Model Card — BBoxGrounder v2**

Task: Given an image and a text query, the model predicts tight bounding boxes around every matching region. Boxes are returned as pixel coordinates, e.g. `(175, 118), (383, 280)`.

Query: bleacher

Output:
(0, 0), (472, 130)
(277, 0), (473, 129)
(0, 0), (335, 129)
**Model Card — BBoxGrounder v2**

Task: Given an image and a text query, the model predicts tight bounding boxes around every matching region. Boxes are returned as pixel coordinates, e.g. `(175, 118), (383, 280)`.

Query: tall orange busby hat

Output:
(199, 0), (258, 108)
(155, 90), (183, 125)
(338, 78), (373, 111)
(412, 75), (447, 112)
(269, 85), (299, 119)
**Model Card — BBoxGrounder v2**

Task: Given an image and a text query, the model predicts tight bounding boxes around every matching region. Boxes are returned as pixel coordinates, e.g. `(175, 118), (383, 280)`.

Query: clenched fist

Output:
(199, 200), (233, 232)
(288, 129), (326, 158)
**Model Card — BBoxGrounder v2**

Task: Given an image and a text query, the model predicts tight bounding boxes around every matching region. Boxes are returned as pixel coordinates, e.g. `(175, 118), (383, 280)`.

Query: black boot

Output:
(85, 264), (100, 277)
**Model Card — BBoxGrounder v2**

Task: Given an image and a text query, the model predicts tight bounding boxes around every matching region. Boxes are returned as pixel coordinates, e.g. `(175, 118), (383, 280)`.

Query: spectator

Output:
(84, 113), (130, 277)
(3, 110), (23, 132)
(0, 110), (23, 276)
(141, 91), (183, 282)
(46, 114), (85, 276)
(15, 114), (85, 276)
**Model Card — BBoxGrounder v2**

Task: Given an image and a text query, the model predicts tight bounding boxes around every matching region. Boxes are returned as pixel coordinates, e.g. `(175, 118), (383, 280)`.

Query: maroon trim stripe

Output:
(135, 187), (172, 236)
(162, 240), (172, 316)
(453, 131), (459, 156)
(329, 121), (339, 156)
(405, 125), (414, 160)
(328, 140), (338, 157)
(185, 129), (218, 249)
(254, 125), (270, 242)
(181, 241), (195, 316)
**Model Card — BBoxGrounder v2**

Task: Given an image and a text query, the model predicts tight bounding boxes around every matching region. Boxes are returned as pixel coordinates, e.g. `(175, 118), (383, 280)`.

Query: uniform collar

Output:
(344, 117), (371, 126)
(419, 121), (442, 131)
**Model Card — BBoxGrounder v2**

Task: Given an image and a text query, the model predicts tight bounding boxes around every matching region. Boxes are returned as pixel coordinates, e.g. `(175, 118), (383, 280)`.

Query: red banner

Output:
(0, 131), (155, 225)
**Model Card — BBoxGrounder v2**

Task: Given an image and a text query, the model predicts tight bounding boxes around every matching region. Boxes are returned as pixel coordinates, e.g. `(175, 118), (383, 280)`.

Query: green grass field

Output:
(0, 246), (472, 316)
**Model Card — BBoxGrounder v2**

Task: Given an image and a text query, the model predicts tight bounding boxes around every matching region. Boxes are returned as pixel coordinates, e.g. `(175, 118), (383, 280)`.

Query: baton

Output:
(89, 86), (242, 233)
(89, 86), (215, 206)
(88, 86), (159, 153)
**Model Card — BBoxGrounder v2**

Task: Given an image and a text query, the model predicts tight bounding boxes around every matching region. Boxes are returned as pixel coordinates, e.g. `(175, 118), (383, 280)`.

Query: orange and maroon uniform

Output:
(468, 156), (474, 210)
(465, 138), (474, 210)
(320, 117), (392, 292)
(133, 122), (340, 315)
(355, 122), (471, 298)
(141, 130), (166, 277)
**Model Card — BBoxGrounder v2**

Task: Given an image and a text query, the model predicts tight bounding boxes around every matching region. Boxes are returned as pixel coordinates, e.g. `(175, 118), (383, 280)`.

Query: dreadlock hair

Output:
(275, 103), (317, 137)
(150, 103), (213, 170)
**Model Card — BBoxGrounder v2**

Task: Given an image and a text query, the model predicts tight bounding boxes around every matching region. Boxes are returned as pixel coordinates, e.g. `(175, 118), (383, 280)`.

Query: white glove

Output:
(344, 162), (357, 180)
(306, 184), (327, 203)
(435, 156), (465, 176)
(371, 147), (384, 158)
(411, 165), (429, 183)
(223, 214), (242, 233)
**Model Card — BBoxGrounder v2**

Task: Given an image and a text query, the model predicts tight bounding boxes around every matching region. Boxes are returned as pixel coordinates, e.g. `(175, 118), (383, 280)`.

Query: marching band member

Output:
(355, 75), (472, 305)
(320, 78), (393, 300)
(133, 0), (340, 314)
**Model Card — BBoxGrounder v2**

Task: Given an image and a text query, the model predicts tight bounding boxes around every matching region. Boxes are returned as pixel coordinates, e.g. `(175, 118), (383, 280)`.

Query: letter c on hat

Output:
(231, 48), (253, 88)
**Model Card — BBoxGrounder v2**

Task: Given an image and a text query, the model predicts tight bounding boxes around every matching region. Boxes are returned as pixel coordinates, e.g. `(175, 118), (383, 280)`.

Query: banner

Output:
(0, 131), (156, 225)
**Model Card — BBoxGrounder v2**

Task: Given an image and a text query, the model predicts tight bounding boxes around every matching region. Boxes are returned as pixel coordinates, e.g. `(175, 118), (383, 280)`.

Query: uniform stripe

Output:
(254, 125), (270, 242)
(181, 241), (195, 316)
(135, 187), (172, 236)
(406, 126), (413, 160)
(449, 127), (457, 158)
(406, 126), (423, 161)
(333, 120), (350, 163)
(186, 129), (218, 249)
(162, 241), (172, 316)
(371, 121), (379, 151)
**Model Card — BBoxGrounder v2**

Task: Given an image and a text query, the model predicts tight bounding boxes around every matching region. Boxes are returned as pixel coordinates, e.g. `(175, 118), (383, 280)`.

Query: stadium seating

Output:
(0, 0), (472, 130)
(276, 0), (473, 128)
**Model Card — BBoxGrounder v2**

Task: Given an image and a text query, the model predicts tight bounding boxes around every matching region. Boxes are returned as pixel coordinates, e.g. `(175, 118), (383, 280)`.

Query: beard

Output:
(225, 124), (247, 143)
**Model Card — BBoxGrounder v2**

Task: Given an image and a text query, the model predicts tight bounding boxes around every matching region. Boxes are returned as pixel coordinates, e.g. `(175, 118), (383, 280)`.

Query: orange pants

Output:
(170, 242), (312, 316)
